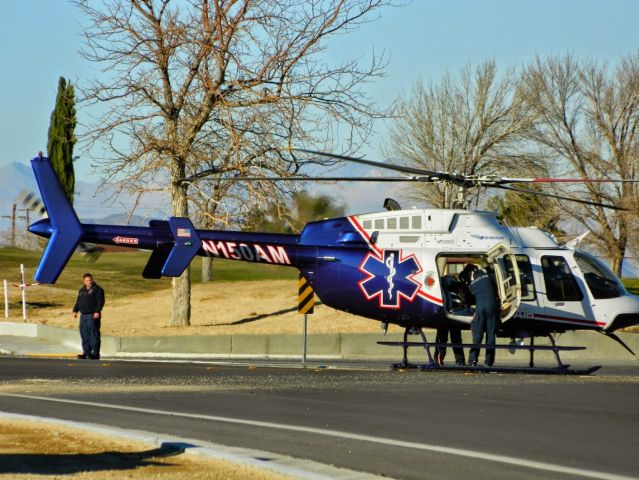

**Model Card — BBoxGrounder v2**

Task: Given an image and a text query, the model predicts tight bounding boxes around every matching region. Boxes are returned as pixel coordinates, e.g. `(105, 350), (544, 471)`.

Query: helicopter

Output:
(25, 150), (639, 373)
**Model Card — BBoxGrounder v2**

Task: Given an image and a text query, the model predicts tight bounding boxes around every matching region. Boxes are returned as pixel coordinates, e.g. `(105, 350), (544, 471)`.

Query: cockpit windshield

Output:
(574, 251), (626, 299)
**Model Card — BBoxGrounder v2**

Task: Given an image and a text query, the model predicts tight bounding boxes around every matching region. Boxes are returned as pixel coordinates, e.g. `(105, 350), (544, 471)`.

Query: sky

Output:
(2, 0), (639, 213)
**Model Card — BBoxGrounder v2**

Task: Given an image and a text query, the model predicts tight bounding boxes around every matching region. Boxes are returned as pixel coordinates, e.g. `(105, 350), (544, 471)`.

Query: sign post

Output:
(298, 274), (315, 365)
(3, 279), (8, 319)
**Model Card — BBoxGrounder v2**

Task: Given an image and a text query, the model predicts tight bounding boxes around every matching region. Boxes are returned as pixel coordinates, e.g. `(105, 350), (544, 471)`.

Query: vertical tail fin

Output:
(29, 155), (83, 283)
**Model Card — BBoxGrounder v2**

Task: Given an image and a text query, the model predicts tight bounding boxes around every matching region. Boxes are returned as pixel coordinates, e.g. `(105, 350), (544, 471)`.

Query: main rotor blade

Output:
(292, 148), (449, 179)
(196, 176), (420, 182)
(498, 177), (639, 185)
(495, 184), (627, 211)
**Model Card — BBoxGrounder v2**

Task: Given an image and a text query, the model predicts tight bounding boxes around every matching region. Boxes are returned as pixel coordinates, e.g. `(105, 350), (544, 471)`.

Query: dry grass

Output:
(7, 279), (404, 337)
(0, 418), (290, 479)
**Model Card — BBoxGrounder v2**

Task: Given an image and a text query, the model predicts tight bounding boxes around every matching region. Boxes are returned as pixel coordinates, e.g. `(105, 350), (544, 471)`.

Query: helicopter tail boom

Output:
(28, 155), (307, 282)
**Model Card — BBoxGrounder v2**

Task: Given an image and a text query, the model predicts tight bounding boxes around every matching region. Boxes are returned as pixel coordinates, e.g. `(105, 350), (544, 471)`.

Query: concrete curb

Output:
(0, 411), (382, 480)
(0, 321), (637, 363)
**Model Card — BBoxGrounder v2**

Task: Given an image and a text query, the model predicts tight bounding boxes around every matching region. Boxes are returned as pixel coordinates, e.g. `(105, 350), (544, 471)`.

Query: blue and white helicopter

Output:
(26, 151), (639, 372)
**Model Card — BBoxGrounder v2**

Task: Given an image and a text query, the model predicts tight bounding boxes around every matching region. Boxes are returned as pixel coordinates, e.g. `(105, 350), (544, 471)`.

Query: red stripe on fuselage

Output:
(417, 289), (443, 305)
(532, 312), (606, 327)
(347, 216), (383, 256)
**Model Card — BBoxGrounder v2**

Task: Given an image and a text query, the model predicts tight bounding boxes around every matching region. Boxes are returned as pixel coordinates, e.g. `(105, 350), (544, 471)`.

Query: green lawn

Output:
(0, 247), (296, 300)
(624, 278), (639, 296)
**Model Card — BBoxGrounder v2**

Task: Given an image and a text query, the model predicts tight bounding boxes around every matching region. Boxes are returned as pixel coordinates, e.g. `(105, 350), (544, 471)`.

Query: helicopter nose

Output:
(605, 294), (639, 332)
(28, 218), (52, 238)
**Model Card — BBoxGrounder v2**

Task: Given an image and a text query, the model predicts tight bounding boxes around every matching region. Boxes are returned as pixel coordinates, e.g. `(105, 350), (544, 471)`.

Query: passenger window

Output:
(387, 218), (397, 229)
(412, 215), (422, 229)
(400, 217), (409, 229)
(363, 220), (372, 229)
(374, 219), (384, 229)
(541, 256), (583, 302)
(515, 255), (535, 301)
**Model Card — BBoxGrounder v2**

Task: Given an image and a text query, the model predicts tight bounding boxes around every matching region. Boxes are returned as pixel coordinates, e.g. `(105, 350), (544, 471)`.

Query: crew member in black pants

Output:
(72, 273), (105, 359)
(436, 274), (467, 366)
(435, 327), (465, 366)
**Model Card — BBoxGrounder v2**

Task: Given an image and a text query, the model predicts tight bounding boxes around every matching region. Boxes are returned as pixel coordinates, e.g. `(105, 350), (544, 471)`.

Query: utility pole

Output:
(1, 204), (18, 247)
(11, 203), (16, 247)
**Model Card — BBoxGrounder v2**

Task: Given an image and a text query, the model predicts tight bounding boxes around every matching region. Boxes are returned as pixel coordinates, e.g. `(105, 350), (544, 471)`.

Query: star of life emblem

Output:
(358, 249), (423, 309)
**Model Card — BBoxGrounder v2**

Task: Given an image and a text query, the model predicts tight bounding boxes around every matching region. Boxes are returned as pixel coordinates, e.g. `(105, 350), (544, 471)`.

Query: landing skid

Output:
(381, 328), (599, 375)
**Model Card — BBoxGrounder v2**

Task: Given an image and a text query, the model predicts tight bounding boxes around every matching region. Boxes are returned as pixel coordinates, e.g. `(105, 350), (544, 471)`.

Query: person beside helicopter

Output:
(435, 326), (465, 366)
(436, 274), (467, 366)
(461, 263), (500, 367)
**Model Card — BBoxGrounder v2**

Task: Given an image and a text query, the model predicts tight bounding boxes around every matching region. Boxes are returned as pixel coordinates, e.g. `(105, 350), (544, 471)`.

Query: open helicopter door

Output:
(439, 242), (521, 323)
(486, 242), (522, 320)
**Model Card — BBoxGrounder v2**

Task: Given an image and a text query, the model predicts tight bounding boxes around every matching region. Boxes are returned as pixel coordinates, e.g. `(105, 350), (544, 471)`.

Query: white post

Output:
(3, 279), (8, 319)
(20, 264), (27, 322)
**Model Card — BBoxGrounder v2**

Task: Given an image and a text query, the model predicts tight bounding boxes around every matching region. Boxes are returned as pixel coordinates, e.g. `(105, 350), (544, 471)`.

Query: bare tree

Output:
(189, 176), (234, 283)
(384, 60), (539, 208)
(75, 0), (389, 326)
(521, 53), (639, 275)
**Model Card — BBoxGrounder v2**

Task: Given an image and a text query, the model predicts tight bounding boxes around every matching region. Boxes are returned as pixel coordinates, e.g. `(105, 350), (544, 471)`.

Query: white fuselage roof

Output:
(353, 209), (559, 252)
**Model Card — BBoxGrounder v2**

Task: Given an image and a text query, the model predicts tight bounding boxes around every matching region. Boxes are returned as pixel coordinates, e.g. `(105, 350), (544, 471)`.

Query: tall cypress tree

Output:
(47, 77), (76, 203)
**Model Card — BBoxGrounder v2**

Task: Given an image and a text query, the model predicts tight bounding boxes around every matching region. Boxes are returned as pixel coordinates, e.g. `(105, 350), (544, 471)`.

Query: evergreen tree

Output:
(47, 77), (76, 203)
(243, 191), (346, 233)
(487, 187), (565, 239)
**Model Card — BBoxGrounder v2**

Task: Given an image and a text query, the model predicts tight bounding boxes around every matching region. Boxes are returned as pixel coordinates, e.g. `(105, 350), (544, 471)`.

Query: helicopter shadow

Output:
(0, 442), (192, 475)
(210, 301), (325, 326)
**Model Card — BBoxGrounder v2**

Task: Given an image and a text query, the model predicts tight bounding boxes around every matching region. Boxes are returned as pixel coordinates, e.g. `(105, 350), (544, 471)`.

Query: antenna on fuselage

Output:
(451, 185), (468, 209)
(383, 198), (402, 211)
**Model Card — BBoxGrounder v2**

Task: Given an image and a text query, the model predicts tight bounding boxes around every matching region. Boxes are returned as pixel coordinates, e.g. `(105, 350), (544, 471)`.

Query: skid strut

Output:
(398, 327), (435, 368)
(548, 334), (566, 369)
(529, 336), (535, 368)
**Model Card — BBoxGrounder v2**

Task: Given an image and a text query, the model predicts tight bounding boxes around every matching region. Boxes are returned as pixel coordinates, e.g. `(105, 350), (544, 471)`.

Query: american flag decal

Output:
(177, 228), (191, 238)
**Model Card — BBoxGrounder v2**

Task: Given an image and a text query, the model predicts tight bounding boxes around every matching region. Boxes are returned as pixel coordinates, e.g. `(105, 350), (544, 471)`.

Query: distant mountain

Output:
(0, 161), (36, 207)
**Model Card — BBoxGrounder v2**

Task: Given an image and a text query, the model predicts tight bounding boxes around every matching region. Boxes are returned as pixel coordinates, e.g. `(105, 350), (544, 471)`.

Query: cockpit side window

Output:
(574, 251), (625, 299)
(541, 256), (583, 302)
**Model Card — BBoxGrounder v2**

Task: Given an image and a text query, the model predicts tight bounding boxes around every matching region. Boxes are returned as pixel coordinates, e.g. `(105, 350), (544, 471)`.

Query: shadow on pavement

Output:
(0, 444), (188, 475)
(211, 301), (325, 326)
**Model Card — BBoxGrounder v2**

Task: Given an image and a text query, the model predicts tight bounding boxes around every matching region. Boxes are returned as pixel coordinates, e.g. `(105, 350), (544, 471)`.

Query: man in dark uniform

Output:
(465, 264), (499, 366)
(72, 273), (105, 359)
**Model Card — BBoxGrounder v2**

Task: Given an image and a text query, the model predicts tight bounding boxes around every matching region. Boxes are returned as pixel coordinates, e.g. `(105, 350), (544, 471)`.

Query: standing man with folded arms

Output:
(73, 273), (105, 359)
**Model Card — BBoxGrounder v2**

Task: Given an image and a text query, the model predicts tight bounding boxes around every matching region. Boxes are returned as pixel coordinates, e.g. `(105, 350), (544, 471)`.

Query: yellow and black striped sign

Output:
(298, 274), (315, 314)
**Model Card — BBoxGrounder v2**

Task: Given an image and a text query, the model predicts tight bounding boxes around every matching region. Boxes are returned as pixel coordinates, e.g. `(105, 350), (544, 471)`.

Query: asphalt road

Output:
(0, 357), (637, 480)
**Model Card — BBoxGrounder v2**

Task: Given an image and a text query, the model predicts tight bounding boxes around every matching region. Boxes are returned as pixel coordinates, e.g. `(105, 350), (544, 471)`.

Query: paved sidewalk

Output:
(0, 335), (79, 357)
(1, 321), (637, 364)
